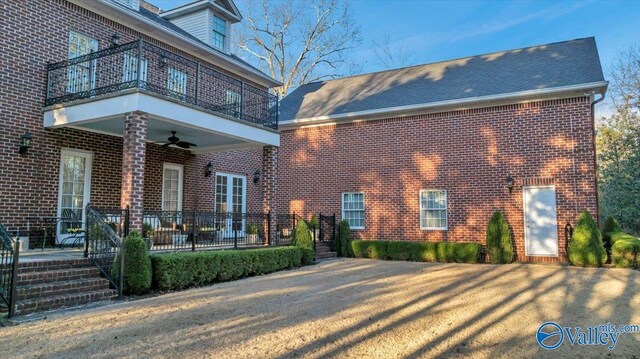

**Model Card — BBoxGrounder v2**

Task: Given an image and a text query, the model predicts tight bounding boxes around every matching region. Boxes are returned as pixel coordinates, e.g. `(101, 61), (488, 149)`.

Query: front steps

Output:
(14, 258), (117, 316)
(315, 241), (337, 260)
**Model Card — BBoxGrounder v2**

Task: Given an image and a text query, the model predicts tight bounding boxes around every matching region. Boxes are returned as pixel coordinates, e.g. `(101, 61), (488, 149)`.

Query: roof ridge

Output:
(299, 36), (596, 87)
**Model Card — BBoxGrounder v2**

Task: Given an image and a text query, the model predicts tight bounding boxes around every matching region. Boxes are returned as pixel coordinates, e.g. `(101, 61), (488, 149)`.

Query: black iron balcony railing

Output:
(45, 39), (279, 130)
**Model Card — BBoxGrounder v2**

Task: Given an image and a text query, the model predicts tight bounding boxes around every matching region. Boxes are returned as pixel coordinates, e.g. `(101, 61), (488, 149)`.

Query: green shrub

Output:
(112, 230), (152, 295)
(602, 217), (622, 250)
(247, 223), (259, 235)
(485, 211), (514, 264)
(151, 247), (303, 291)
(293, 220), (314, 264)
(351, 240), (480, 264)
(568, 211), (607, 267)
(308, 214), (319, 229)
(338, 220), (353, 257)
(610, 232), (640, 268)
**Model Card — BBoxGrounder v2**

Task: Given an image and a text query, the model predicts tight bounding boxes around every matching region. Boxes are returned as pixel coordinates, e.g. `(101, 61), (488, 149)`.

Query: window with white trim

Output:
(122, 52), (148, 83)
(212, 14), (227, 50)
(226, 89), (241, 117)
(167, 67), (188, 98)
(162, 164), (183, 212)
(420, 190), (447, 230)
(342, 192), (365, 229)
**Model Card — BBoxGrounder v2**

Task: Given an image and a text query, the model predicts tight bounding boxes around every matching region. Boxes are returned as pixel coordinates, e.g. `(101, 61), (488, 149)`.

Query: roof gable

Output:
(279, 37), (606, 123)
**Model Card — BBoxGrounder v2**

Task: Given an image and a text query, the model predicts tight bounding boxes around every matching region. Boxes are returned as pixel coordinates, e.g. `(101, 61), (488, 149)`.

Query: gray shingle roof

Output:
(279, 37), (605, 122)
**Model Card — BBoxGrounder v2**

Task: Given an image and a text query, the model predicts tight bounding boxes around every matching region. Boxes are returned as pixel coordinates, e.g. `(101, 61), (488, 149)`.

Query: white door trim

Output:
(523, 185), (559, 257)
(161, 163), (184, 212)
(57, 148), (93, 242)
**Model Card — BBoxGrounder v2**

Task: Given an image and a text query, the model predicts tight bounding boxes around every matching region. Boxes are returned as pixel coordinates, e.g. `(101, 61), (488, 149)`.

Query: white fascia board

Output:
(43, 92), (280, 147)
(279, 81), (609, 130)
(70, 0), (279, 87)
(160, 0), (242, 23)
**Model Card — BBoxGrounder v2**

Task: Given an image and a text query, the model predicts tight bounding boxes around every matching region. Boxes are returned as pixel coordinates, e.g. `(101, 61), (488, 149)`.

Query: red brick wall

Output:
(0, 0), (266, 232)
(277, 97), (598, 262)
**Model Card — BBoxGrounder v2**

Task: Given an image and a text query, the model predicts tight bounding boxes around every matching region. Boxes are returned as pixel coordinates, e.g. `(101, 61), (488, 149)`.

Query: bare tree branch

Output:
(235, 0), (362, 97)
(371, 34), (417, 69)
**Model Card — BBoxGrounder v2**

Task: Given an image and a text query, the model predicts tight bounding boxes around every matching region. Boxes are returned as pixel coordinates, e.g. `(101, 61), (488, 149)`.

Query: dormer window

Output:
(212, 14), (227, 51)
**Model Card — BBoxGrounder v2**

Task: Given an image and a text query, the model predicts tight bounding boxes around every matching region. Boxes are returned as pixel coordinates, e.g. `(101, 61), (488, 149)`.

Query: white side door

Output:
(57, 149), (93, 244)
(523, 186), (559, 256)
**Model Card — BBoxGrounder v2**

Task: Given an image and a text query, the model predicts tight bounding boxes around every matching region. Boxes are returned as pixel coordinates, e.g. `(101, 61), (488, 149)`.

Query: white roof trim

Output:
(72, 0), (279, 87)
(160, 0), (242, 23)
(279, 81), (609, 129)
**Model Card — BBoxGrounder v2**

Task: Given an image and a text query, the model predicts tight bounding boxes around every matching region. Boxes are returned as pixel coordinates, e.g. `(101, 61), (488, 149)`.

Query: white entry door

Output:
(215, 173), (246, 236)
(57, 149), (93, 244)
(523, 186), (558, 256)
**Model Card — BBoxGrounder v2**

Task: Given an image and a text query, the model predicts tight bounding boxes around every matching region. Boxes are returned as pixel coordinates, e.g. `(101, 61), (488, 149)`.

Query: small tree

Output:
(602, 216), (622, 250)
(338, 220), (353, 257)
(309, 214), (319, 230)
(112, 230), (152, 295)
(293, 220), (314, 264)
(568, 211), (607, 267)
(485, 211), (514, 264)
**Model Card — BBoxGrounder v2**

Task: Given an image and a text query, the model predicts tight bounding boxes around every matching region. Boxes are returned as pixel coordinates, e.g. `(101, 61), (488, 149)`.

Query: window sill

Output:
(420, 227), (448, 231)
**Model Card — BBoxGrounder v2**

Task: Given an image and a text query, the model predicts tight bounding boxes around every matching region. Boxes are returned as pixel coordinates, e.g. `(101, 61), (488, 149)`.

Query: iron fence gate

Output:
(0, 224), (19, 317)
(318, 214), (337, 252)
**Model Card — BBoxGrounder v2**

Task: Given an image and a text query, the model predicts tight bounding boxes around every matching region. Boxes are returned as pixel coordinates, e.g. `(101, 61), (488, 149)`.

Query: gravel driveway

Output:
(1, 259), (639, 358)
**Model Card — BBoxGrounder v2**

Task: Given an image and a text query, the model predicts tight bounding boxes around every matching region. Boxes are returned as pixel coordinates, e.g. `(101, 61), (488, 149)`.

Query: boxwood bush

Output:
(292, 220), (314, 264)
(351, 240), (480, 263)
(151, 247), (303, 291)
(568, 211), (607, 267)
(112, 230), (152, 295)
(485, 211), (514, 264)
(602, 216), (622, 251)
(338, 220), (353, 257)
(610, 232), (640, 269)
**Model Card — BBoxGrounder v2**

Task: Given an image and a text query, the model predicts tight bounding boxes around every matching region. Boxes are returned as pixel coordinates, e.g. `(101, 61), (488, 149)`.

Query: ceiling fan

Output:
(159, 131), (197, 149)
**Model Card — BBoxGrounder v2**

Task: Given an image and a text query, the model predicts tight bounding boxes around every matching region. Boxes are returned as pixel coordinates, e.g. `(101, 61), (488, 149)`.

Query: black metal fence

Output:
(142, 210), (271, 251)
(319, 214), (337, 252)
(86, 206), (123, 299)
(0, 224), (19, 317)
(45, 39), (279, 130)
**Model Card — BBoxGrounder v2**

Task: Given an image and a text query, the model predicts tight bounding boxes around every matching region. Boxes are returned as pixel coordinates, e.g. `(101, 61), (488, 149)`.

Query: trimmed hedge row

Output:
(351, 240), (481, 263)
(610, 232), (640, 269)
(150, 246), (303, 291)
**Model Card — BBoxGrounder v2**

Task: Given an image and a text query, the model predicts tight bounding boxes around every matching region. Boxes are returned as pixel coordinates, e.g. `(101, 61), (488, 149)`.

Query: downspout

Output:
(589, 92), (606, 225)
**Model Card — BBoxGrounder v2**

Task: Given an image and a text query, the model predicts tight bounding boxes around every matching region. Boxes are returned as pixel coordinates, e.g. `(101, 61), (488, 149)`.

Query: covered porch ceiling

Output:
(43, 92), (280, 153)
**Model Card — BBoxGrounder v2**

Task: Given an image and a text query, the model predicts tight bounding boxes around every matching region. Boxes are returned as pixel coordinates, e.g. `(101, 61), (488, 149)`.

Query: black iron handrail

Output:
(0, 224), (19, 317)
(45, 39), (279, 130)
(86, 205), (124, 299)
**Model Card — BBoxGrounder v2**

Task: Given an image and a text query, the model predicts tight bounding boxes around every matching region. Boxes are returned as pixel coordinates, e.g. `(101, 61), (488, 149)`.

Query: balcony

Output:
(45, 39), (278, 131)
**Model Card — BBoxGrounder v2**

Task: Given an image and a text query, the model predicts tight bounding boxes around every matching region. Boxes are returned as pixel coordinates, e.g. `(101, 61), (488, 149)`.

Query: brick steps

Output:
(315, 241), (337, 260)
(17, 278), (111, 300)
(13, 258), (117, 316)
(16, 289), (117, 316)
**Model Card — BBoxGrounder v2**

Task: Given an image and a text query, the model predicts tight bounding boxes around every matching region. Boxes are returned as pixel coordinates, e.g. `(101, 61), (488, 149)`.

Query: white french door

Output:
(57, 149), (93, 243)
(215, 173), (246, 236)
(67, 31), (98, 94)
(162, 163), (184, 212)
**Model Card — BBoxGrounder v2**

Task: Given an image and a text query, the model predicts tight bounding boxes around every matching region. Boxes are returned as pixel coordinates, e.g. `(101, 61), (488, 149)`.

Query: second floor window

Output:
(122, 52), (148, 84)
(212, 14), (227, 51)
(167, 67), (188, 98)
(226, 90), (241, 117)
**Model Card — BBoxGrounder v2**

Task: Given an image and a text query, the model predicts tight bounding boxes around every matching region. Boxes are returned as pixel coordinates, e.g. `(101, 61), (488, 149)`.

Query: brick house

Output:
(278, 37), (607, 263)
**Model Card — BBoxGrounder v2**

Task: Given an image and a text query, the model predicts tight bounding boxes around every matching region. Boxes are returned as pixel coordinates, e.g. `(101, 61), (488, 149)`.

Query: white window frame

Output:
(122, 52), (148, 83)
(226, 89), (241, 116)
(419, 189), (448, 230)
(161, 163), (184, 212)
(167, 66), (188, 97)
(211, 13), (227, 51)
(341, 192), (365, 230)
(67, 31), (98, 94)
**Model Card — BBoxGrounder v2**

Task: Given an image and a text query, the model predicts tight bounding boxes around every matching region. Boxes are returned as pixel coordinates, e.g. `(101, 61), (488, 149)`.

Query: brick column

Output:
(262, 146), (278, 243)
(121, 112), (148, 234)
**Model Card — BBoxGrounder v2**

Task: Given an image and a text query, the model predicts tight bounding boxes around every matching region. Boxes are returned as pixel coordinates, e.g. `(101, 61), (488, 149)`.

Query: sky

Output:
(154, 0), (639, 112)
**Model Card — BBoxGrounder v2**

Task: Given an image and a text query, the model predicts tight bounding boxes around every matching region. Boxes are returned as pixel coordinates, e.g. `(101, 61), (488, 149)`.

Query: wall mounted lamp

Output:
(506, 175), (514, 193)
(111, 32), (121, 47)
(253, 169), (261, 184)
(204, 162), (213, 177)
(19, 132), (32, 154)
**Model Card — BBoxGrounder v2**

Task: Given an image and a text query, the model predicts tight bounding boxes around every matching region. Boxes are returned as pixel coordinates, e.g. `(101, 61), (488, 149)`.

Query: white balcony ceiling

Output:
(43, 92), (279, 153)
